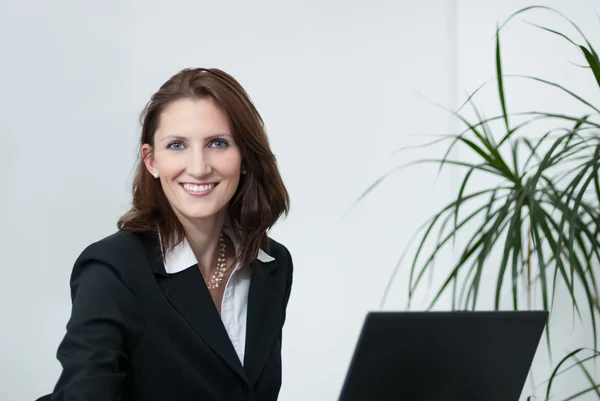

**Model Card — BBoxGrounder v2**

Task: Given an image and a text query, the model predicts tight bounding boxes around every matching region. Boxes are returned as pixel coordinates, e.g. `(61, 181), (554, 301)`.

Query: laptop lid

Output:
(338, 311), (548, 401)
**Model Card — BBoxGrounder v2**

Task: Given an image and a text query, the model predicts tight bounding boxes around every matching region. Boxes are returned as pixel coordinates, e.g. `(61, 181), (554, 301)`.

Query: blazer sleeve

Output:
(281, 245), (294, 342)
(51, 260), (144, 401)
(283, 246), (293, 318)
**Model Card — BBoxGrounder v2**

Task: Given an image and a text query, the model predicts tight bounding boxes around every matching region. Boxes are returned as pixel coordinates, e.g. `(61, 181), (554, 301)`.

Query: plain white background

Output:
(1, 1), (599, 400)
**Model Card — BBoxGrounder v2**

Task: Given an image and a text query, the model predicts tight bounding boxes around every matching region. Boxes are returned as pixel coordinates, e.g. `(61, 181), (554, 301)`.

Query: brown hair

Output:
(117, 68), (290, 268)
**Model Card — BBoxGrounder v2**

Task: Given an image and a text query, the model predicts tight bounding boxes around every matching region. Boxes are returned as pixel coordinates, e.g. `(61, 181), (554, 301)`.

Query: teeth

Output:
(183, 183), (215, 193)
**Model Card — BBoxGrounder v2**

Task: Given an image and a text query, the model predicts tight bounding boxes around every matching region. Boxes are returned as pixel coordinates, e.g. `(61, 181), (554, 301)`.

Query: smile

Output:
(180, 182), (218, 196)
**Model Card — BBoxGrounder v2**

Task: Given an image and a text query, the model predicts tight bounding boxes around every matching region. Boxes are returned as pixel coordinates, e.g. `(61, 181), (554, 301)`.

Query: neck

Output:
(179, 213), (229, 278)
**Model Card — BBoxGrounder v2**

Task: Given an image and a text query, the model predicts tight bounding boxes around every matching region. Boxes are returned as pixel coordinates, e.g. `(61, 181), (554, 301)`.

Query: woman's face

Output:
(142, 97), (243, 225)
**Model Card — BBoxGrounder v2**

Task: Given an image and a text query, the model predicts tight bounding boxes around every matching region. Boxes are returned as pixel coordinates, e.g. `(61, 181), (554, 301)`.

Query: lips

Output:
(180, 182), (219, 196)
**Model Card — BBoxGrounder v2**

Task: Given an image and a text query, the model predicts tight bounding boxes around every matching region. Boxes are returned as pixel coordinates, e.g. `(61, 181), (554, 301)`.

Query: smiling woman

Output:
(46, 68), (293, 401)
(142, 97), (245, 234)
(120, 68), (290, 271)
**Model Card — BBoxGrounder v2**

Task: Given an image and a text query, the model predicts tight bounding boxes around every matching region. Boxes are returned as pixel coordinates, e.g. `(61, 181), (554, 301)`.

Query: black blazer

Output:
(50, 230), (293, 401)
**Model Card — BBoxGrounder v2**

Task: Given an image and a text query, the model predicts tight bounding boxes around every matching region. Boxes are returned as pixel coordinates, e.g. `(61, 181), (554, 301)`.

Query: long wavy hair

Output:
(117, 68), (290, 268)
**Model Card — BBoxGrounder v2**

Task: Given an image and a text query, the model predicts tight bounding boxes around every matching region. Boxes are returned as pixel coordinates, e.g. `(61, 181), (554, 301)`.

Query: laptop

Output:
(338, 311), (548, 401)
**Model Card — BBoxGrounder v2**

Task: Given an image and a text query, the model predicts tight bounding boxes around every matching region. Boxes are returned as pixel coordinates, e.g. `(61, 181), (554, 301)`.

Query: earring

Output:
(153, 171), (159, 178)
(241, 169), (247, 175)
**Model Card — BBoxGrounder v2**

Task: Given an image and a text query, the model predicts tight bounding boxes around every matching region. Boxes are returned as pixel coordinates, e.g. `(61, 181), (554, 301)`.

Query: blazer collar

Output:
(159, 227), (275, 275)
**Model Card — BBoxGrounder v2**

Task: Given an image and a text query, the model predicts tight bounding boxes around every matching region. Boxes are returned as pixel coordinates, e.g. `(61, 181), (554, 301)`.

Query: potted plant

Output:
(355, 6), (600, 400)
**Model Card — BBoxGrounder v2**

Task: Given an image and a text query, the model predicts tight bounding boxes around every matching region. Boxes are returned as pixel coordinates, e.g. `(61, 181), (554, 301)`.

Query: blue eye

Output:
(211, 139), (229, 149)
(167, 141), (185, 150)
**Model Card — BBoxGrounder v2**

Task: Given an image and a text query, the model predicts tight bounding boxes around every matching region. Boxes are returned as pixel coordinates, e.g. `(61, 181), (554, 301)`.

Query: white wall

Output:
(0, 1), (597, 400)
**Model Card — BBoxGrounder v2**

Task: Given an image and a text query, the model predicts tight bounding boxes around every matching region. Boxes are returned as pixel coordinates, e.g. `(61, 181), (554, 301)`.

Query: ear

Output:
(141, 143), (157, 176)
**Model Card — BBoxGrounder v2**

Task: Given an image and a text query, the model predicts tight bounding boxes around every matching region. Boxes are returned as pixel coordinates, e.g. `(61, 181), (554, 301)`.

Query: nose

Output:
(187, 148), (212, 178)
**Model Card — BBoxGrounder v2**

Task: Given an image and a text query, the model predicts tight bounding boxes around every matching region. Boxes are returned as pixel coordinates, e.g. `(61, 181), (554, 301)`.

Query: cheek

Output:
(223, 151), (242, 173)
(157, 152), (186, 179)
(219, 156), (242, 189)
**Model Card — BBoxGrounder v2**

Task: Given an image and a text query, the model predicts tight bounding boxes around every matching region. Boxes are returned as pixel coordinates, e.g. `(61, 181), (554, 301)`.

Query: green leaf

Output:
(440, 198), (513, 309)
(543, 193), (600, 349)
(535, 205), (581, 319)
(574, 355), (600, 398)
(524, 21), (579, 46)
(453, 166), (477, 247)
(504, 74), (600, 114)
(500, 6), (598, 62)
(343, 157), (506, 222)
(459, 137), (496, 165)
(408, 188), (510, 300)
(524, 19), (600, 90)
(527, 191), (551, 351)
(410, 194), (508, 297)
(496, 24), (510, 133)
(511, 139), (520, 181)
(562, 384), (600, 401)
(546, 351), (600, 383)
(459, 189), (499, 308)
(494, 189), (527, 310)
(546, 348), (587, 400)
(468, 100), (497, 149)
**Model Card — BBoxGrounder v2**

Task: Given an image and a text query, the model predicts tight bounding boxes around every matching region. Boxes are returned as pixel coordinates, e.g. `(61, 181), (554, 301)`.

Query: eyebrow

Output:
(160, 133), (233, 143)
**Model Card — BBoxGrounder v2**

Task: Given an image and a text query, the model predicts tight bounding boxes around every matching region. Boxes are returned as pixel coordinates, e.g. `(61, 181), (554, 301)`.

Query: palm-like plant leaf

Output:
(545, 349), (600, 400)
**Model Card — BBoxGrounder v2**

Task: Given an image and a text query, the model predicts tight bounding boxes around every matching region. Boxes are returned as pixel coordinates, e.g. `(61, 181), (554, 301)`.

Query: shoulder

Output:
(71, 230), (155, 290)
(266, 237), (294, 309)
(78, 230), (148, 259)
(266, 236), (293, 290)
(62, 233), (145, 346)
(75, 230), (156, 267)
(266, 236), (292, 264)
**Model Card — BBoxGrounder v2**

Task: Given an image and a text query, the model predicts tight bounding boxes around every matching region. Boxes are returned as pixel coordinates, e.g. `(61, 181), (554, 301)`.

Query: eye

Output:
(210, 139), (229, 149)
(167, 141), (185, 150)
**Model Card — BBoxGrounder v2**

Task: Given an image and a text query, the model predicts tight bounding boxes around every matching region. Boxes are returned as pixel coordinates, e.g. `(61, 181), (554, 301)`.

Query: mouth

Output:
(180, 182), (219, 196)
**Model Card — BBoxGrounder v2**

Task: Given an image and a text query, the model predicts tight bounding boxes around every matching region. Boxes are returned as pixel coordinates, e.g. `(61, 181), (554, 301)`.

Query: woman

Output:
(49, 68), (293, 401)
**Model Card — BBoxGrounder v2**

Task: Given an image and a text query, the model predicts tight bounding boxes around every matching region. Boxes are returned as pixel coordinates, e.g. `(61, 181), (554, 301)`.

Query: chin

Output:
(180, 206), (226, 221)
(182, 211), (218, 220)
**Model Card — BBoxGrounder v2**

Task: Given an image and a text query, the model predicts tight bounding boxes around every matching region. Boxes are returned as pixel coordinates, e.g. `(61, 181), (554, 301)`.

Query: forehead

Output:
(156, 97), (231, 138)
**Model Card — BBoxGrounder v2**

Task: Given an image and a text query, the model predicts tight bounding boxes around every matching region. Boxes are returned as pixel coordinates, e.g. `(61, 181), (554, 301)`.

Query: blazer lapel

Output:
(244, 258), (286, 385)
(159, 263), (250, 385)
(141, 231), (283, 387)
